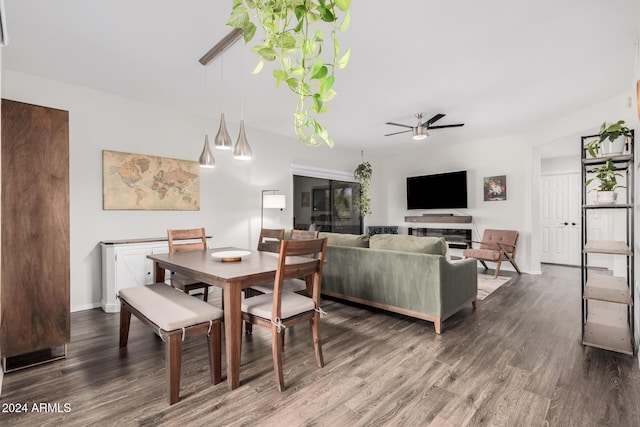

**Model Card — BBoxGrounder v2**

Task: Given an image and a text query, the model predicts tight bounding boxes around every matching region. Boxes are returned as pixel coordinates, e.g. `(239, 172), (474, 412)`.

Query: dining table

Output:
(147, 246), (312, 390)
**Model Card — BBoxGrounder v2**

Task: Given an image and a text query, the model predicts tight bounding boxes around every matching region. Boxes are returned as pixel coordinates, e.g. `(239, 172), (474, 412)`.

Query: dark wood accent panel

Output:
(1, 99), (70, 358)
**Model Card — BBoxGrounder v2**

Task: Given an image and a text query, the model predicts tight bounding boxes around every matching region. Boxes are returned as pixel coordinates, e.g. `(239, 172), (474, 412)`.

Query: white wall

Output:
(365, 132), (535, 273)
(2, 70), (361, 311)
(363, 92), (636, 277)
(3, 68), (639, 314)
(632, 27), (640, 359)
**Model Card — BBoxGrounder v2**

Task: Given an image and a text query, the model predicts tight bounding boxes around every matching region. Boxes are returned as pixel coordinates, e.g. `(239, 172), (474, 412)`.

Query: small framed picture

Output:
(484, 175), (507, 201)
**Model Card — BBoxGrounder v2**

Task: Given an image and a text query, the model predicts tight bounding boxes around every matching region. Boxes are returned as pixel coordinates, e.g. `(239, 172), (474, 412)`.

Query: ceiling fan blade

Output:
(384, 129), (413, 136)
(423, 113), (446, 127)
(428, 123), (465, 129)
(385, 122), (413, 129)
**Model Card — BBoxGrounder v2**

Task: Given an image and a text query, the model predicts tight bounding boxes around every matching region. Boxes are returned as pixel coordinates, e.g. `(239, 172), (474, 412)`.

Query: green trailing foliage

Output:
(354, 161), (372, 216)
(227, 0), (352, 148)
(585, 159), (625, 192)
(586, 120), (633, 157)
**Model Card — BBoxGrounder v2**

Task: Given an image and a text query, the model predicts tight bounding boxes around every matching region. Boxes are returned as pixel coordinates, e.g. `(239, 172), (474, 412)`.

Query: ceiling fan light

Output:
(412, 127), (428, 140)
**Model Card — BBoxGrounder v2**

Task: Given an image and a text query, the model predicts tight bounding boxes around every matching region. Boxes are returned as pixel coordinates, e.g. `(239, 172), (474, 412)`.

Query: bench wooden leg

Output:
(119, 305), (132, 348)
(434, 319), (442, 334)
(166, 332), (182, 405)
(472, 300), (477, 309)
(208, 321), (222, 385)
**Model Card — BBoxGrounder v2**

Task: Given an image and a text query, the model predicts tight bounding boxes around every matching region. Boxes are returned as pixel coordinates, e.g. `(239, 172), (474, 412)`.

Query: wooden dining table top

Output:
(147, 246), (314, 286)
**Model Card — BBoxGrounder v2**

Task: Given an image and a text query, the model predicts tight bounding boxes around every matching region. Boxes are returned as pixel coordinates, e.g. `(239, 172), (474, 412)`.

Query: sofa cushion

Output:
(319, 232), (369, 248)
(369, 234), (447, 256)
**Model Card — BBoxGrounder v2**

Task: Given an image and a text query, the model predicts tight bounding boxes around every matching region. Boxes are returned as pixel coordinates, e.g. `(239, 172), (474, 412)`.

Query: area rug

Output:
(477, 274), (512, 300)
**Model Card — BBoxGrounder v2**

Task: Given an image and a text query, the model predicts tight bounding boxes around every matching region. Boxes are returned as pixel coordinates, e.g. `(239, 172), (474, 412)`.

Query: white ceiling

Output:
(2, 1), (640, 153)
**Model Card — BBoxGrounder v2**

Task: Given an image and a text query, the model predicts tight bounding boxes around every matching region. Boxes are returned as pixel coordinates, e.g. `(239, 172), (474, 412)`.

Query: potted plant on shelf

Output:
(586, 120), (633, 157)
(585, 159), (625, 204)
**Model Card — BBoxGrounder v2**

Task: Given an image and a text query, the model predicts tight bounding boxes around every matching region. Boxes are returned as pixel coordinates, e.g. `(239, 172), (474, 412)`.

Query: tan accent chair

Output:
(241, 237), (328, 391)
(463, 229), (521, 278)
(167, 228), (211, 301)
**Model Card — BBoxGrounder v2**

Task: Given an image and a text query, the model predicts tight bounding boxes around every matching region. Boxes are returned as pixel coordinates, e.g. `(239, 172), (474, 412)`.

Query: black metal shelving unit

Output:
(580, 131), (635, 355)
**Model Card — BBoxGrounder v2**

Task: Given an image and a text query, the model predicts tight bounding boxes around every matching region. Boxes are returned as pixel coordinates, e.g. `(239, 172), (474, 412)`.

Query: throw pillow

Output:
(318, 232), (369, 248)
(369, 234), (447, 256)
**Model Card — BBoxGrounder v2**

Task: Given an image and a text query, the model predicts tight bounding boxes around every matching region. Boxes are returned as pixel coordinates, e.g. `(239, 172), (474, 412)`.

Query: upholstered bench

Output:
(119, 283), (224, 405)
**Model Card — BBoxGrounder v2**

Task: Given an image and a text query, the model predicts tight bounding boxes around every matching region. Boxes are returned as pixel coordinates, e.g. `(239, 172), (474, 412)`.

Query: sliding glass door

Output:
(293, 175), (362, 234)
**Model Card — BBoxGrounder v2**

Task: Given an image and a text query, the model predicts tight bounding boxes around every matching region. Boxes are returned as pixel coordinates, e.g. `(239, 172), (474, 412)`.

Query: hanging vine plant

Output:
(227, 0), (352, 148)
(354, 160), (372, 217)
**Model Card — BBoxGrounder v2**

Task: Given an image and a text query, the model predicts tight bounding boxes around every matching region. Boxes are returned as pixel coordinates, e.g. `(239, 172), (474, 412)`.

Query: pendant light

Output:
(233, 44), (252, 160)
(199, 134), (215, 168)
(214, 55), (232, 150)
(199, 67), (215, 168)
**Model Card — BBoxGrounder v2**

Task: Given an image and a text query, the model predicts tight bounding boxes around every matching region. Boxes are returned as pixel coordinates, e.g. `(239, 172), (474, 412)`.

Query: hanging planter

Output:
(227, 0), (351, 148)
(354, 160), (372, 217)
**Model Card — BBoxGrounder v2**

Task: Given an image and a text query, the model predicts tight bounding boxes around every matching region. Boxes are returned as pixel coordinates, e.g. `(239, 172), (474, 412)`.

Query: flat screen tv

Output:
(407, 170), (468, 209)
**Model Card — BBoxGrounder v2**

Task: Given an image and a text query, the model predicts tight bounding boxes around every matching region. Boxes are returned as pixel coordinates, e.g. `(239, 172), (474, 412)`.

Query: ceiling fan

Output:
(385, 113), (464, 140)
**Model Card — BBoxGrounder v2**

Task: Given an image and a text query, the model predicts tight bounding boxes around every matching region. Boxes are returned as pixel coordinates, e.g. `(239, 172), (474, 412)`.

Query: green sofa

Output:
(319, 232), (478, 333)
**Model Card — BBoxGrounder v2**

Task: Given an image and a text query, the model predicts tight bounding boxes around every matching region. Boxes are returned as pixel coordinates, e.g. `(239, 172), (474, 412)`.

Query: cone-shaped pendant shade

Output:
(233, 120), (252, 160)
(214, 113), (232, 150)
(199, 134), (216, 168)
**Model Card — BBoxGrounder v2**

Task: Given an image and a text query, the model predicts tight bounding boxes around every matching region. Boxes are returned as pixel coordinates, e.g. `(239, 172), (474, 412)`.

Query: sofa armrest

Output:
(439, 257), (478, 315)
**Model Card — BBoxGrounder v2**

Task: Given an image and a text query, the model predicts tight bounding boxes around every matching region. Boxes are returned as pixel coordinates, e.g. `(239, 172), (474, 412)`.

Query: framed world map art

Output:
(102, 150), (200, 210)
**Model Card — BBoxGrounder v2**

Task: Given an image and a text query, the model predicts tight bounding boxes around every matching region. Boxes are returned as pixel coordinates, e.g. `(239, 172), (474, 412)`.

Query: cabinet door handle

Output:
(563, 222), (569, 226)
(571, 222), (576, 226)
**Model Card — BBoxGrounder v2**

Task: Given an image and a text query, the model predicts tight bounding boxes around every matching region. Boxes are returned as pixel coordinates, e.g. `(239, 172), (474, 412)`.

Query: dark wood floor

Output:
(1, 264), (639, 426)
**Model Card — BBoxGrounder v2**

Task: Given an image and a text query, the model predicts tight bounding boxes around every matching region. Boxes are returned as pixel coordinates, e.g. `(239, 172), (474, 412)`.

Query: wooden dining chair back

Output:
(241, 237), (328, 391)
(257, 228), (285, 253)
(167, 228), (211, 301)
(248, 229), (320, 298)
(463, 229), (521, 278)
(244, 228), (319, 334)
(168, 228), (207, 252)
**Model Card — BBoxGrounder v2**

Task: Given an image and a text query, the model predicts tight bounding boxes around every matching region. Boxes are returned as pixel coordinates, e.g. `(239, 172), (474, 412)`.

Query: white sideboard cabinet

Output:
(101, 237), (212, 312)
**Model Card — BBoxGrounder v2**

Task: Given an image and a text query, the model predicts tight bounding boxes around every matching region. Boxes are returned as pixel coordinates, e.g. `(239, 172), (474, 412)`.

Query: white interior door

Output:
(540, 173), (582, 265)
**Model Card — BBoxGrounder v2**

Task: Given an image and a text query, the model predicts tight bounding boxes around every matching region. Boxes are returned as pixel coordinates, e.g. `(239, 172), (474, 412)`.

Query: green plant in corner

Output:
(227, 0), (352, 148)
(586, 120), (633, 157)
(354, 160), (372, 217)
(585, 159), (625, 192)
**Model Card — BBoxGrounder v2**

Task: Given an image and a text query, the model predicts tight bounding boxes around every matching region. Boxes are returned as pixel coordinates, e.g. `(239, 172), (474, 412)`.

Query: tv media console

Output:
(408, 227), (471, 249)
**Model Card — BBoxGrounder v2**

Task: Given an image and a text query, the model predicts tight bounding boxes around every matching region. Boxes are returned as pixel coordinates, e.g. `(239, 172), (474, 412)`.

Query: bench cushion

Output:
(119, 283), (223, 331)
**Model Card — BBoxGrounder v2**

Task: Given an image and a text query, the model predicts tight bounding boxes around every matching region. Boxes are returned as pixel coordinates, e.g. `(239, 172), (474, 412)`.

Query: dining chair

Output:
(251, 229), (320, 295)
(241, 237), (328, 391)
(257, 228), (285, 253)
(167, 228), (211, 301)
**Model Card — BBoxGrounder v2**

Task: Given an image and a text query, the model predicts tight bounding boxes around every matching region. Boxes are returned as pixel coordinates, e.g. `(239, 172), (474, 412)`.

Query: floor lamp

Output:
(261, 190), (286, 229)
